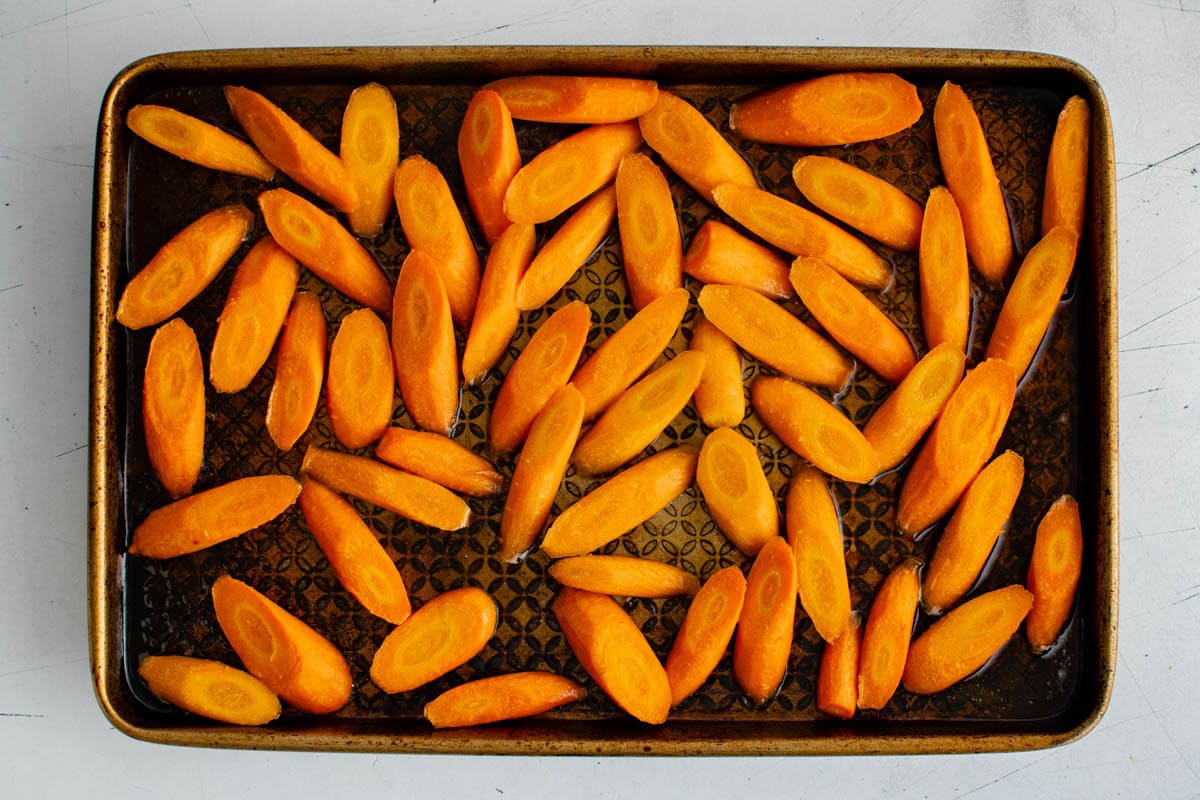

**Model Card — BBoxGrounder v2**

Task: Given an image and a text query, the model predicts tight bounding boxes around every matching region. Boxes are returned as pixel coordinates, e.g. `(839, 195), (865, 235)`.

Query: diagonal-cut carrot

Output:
(127, 104), (275, 181)
(484, 75), (659, 123)
(391, 250), (460, 435)
(792, 156), (924, 252)
(918, 186), (971, 353)
(340, 82), (399, 238)
(549, 555), (700, 598)
(1025, 495), (1083, 653)
(857, 558), (920, 710)
(462, 223), (536, 385)
(375, 427), (503, 498)
(695, 426), (779, 556)
(733, 537), (797, 706)
(664, 566), (747, 706)
(1042, 96), (1091, 237)
(138, 655), (281, 726)
(817, 612), (861, 719)
(266, 291), (327, 452)
(682, 219), (793, 300)
(516, 186), (616, 311)
(689, 315), (745, 429)
(637, 90), (756, 201)
(458, 89), (522, 245)
(786, 466), (851, 644)
(142, 318), (204, 499)
(616, 152), (683, 310)
(325, 308), (394, 450)
(424, 671), (586, 728)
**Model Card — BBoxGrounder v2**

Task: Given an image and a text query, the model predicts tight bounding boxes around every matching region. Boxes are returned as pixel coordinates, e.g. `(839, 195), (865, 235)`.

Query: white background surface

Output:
(1, 0), (1197, 797)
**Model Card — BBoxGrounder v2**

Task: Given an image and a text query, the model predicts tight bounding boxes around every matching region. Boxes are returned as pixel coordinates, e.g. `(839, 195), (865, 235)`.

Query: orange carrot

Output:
(340, 82), (399, 238)
(265, 291), (327, 452)
(515, 186), (616, 311)
(683, 219), (793, 300)
(375, 427), (504, 497)
(792, 156), (924, 251)
(816, 612), (861, 719)
(733, 537), (798, 706)
(785, 466), (851, 644)
(1026, 495), (1084, 652)
(689, 315), (745, 428)
(664, 566), (747, 706)
(142, 318), (204, 498)
(549, 555), (700, 598)
(458, 90), (522, 245)
(484, 75), (659, 123)
(857, 558), (921, 710)
(695, 426), (779, 556)
(325, 308), (394, 449)
(126, 104), (275, 181)
(391, 250), (460, 435)
(423, 672), (586, 729)
(137, 655), (281, 726)
(616, 152), (682, 310)
(462, 223), (536, 385)
(918, 186), (971, 353)
(1042, 96), (1091, 237)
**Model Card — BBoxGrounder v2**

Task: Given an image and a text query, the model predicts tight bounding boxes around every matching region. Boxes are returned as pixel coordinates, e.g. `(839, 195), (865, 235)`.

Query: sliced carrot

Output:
(572, 351), (707, 476)
(138, 655), (281, 726)
(616, 152), (682, 310)
(462, 223), (536, 385)
(750, 376), (879, 484)
(695, 427), (779, 556)
(127, 104), (275, 181)
(298, 479), (411, 625)
(489, 300), (590, 454)
(903, 584), (1033, 695)
(918, 186), (971, 353)
(733, 537), (798, 706)
(224, 85), (358, 213)
(549, 555), (700, 598)
(637, 90), (756, 201)
(664, 566), (747, 706)
(259, 188), (392, 314)
(340, 82), (399, 238)
(458, 89), (522, 246)
(515, 186), (616, 311)
(483, 75), (659, 123)
(503, 122), (642, 225)
(857, 558), (921, 710)
(552, 587), (672, 724)
(211, 574), (351, 714)
(116, 204), (253, 330)
(300, 446), (470, 531)
(326, 308), (394, 449)
(792, 156), (924, 251)
(896, 359), (1017, 536)
(730, 72), (922, 147)
(128, 475), (301, 559)
(682, 219), (793, 300)
(785, 466), (851, 644)
(1042, 96), (1091, 237)
(391, 250), (459, 435)
(817, 612), (861, 719)
(265, 291), (327, 452)
(142, 318), (204, 498)
(689, 315), (745, 428)
(540, 447), (698, 559)
(375, 427), (503, 497)
(1026, 495), (1084, 652)
(424, 672), (586, 729)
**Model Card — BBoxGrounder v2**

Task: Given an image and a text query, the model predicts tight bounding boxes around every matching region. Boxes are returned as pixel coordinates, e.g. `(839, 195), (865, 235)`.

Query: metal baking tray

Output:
(89, 46), (1117, 754)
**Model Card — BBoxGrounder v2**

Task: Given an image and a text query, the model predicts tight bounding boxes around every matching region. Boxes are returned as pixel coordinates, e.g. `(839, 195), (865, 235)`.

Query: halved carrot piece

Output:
(817, 612), (861, 719)
(730, 72), (922, 147)
(128, 475), (301, 559)
(695, 427), (779, 556)
(572, 351), (707, 476)
(515, 186), (616, 311)
(391, 250), (459, 435)
(793, 156), (924, 251)
(903, 584), (1033, 695)
(918, 186), (971, 353)
(375, 427), (504, 497)
(933, 81), (1013, 285)
(489, 301), (590, 453)
(1042, 96), (1091, 237)
(541, 447), (698, 558)
(300, 446), (470, 531)
(298, 479), (411, 625)
(616, 152), (682, 310)
(713, 183), (892, 291)
(370, 587), (498, 693)
(483, 75), (659, 123)
(664, 566), (747, 706)
(458, 89), (522, 246)
(786, 466), (851, 644)
(138, 655), (281, 726)
(500, 385), (584, 562)
(259, 188), (392, 313)
(857, 558), (921, 710)
(1026, 495), (1084, 652)
(790, 256), (917, 384)
(549, 555), (700, 598)
(503, 122), (642, 225)
(750, 376), (879, 484)
(683, 219), (793, 300)
(127, 104), (275, 181)
(896, 359), (1017, 536)
(142, 318), (204, 498)
(265, 291), (327, 452)
(689, 315), (745, 428)
(733, 537), (798, 706)
(552, 587), (672, 724)
(224, 85), (358, 213)
(462, 223), (535, 385)
(424, 671), (586, 729)
(116, 205), (253, 330)
(340, 82), (399, 238)
(211, 574), (351, 714)
(326, 308), (394, 449)
(637, 90), (756, 201)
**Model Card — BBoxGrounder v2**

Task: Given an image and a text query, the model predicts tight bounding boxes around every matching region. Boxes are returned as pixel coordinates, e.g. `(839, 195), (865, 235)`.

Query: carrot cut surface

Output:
(918, 186), (971, 353)
(516, 186), (616, 311)
(549, 555), (700, 598)
(424, 672), (586, 729)
(484, 75), (659, 123)
(664, 566), (747, 706)
(616, 152), (683, 310)
(458, 89), (522, 245)
(817, 612), (861, 719)
(391, 250), (460, 435)
(695, 427), (779, 556)
(682, 219), (793, 300)
(375, 427), (503, 497)
(1042, 96), (1091, 237)
(138, 655), (281, 726)
(733, 537), (798, 706)
(142, 318), (204, 498)
(792, 156), (924, 251)
(462, 223), (535, 385)
(689, 315), (745, 428)
(326, 308), (394, 449)
(266, 291), (327, 452)
(340, 82), (399, 238)
(786, 466), (851, 644)
(1026, 495), (1084, 652)
(857, 558), (921, 710)
(127, 104), (275, 181)
(637, 90), (756, 201)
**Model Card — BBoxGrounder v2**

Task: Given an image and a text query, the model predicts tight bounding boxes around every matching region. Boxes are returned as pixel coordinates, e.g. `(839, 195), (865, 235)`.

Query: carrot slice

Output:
(918, 186), (971, 353)
(664, 566), (747, 706)
(224, 85), (358, 213)
(903, 584), (1033, 695)
(370, 587), (498, 693)
(300, 446), (470, 531)
(116, 204), (253, 330)
(541, 447), (698, 559)
(462, 223), (536, 385)
(127, 104), (275, 181)
(265, 291), (327, 452)
(750, 376), (879, 484)
(489, 300), (590, 453)
(572, 351), (707, 476)
(549, 555), (700, 598)
(326, 308), (394, 449)
(458, 90), (522, 246)
(391, 250), (460, 435)
(340, 82), (399, 238)
(792, 156), (924, 251)
(142, 318), (204, 498)
(211, 574), (351, 714)
(695, 427), (779, 556)
(817, 612), (861, 719)
(785, 466), (851, 644)
(503, 122), (642, 225)
(1026, 495), (1084, 652)
(896, 359), (1017, 536)
(733, 537), (798, 706)
(857, 558), (921, 710)
(616, 152), (682, 310)
(138, 655), (282, 726)
(375, 427), (503, 497)
(515, 186), (616, 311)
(730, 72), (922, 147)
(298, 479), (411, 625)
(484, 75), (659, 123)
(552, 587), (672, 724)
(1042, 96), (1091, 237)
(683, 219), (792, 300)
(424, 671), (586, 729)
(258, 188), (392, 314)
(128, 475), (301, 559)
(689, 315), (745, 428)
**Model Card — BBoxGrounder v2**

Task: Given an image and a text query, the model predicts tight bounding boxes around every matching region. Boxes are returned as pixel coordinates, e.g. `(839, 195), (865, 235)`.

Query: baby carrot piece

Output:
(265, 291), (327, 452)
(224, 86), (358, 213)
(572, 351), (707, 476)
(298, 479), (411, 625)
(790, 256), (917, 384)
(933, 81), (1013, 285)
(142, 319), (204, 498)
(301, 446), (471, 531)
(1026, 495), (1084, 652)
(391, 250), (459, 435)
(683, 219), (793, 300)
(793, 156), (924, 252)
(1042, 96), (1091, 237)
(817, 612), (862, 719)
(462, 223), (535, 385)
(116, 204), (253, 330)
(340, 82), (399, 238)
(857, 558), (921, 710)
(458, 90), (522, 245)
(211, 575), (351, 714)
(127, 105), (275, 181)
(638, 90), (756, 201)
(552, 587), (672, 724)
(259, 188), (392, 314)
(489, 301), (590, 454)
(424, 672), (586, 729)
(733, 537), (798, 706)
(503, 122), (642, 224)
(549, 555), (700, 598)
(616, 152), (682, 310)
(500, 385), (584, 562)
(541, 447), (698, 559)
(138, 655), (281, 726)
(370, 587), (498, 693)
(918, 187), (971, 353)
(689, 315), (745, 428)
(483, 75), (659, 123)
(695, 427), (779, 556)
(326, 308), (394, 450)
(375, 428), (504, 497)
(903, 585), (1033, 695)
(128, 475), (301, 559)
(751, 377), (880, 484)
(664, 566), (747, 706)
(786, 466), (851, 644)
(730, 72), (922, 147)
(515, 186), (616, 311)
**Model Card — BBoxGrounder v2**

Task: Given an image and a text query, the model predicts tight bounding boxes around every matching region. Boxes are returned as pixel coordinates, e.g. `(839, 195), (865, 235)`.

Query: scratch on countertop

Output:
(1118, 140), (1200, 182)
(0, 283), (24, 294)
(52, 443), (88, 459)
(1120, 386), (1164, 398)
(1119, 340), (1200, 353)
(951, 752), (1057, 799)
(0, 149), (92, 170)
(185, 0), (213, 47)
(0, 0), (113, 39)
(1118, 651), (1200, 787)
(0, 712), (45, 719)
(1119, 293), (1200, 339)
